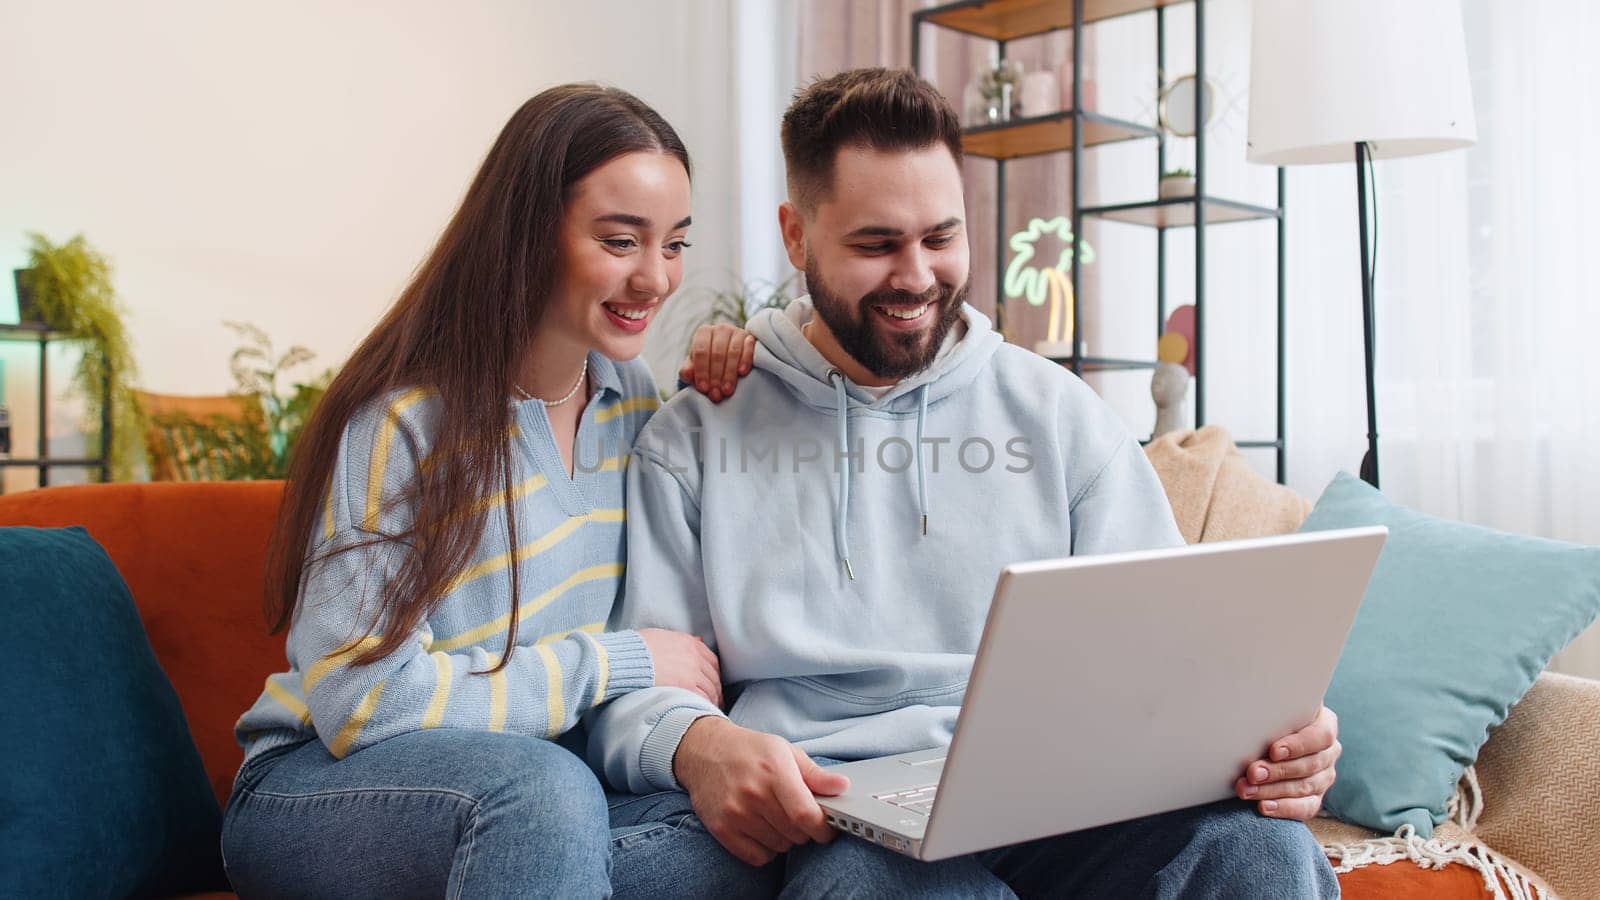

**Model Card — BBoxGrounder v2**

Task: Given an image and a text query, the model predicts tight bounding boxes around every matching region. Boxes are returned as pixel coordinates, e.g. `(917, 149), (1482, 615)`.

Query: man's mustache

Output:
(857, 282), (961, 309)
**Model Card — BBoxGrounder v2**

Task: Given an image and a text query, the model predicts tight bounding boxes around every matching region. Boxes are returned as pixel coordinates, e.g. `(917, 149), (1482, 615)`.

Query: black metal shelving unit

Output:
(911, 0), (1288, 482)
(0, 322), (112, 487)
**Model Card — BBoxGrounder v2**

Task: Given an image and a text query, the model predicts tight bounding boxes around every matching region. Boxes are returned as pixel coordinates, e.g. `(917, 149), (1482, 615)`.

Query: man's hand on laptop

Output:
(673, 717), (850, 866)
(1235, 705), (1341, 820)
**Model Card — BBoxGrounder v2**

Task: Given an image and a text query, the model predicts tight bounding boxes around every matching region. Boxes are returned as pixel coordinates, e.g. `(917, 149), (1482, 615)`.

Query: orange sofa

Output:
(0, 478), (1584, 898)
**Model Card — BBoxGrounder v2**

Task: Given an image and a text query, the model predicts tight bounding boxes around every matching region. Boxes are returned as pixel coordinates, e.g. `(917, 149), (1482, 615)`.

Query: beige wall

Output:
(1, 0), (783, 486)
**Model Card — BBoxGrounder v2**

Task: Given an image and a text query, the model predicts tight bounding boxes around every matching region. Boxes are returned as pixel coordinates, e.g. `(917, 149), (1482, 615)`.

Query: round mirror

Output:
(1158, 75), (1215, 137)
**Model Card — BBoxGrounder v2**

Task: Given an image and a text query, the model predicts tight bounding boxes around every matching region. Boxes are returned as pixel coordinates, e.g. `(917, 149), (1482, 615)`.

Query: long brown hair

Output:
(265, 84), (691, 673)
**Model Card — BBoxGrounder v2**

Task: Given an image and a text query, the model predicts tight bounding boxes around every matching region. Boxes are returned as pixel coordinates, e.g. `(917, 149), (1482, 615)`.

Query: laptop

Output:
(816, 526), (1386, 861)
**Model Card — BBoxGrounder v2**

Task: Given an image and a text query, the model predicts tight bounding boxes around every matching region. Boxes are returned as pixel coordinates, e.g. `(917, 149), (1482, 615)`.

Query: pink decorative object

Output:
(1163, 304), (1197, 376)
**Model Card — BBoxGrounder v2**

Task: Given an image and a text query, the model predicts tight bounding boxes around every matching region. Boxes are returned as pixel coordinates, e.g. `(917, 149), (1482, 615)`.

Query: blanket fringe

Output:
(1319, 767), (1554, 900)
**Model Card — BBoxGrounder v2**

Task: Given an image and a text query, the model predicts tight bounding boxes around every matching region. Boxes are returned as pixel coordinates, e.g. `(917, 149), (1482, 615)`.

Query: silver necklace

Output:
(515, 358), (588, 406)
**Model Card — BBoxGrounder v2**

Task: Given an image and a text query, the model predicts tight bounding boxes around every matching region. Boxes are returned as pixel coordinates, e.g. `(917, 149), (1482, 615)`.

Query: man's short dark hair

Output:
(781, 67), (964, 213)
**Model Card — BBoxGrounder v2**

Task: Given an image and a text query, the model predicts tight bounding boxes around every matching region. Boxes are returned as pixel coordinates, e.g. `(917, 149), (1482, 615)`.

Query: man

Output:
(594, 68), (1341, 898)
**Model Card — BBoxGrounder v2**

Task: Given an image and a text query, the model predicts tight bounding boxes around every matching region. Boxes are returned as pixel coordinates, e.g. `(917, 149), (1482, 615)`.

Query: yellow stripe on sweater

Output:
(583, 454), (629, 475)
(595, 396), (660, 424)
(429, 564), (624, 653)
(363, 388), (432, 531)
(466, 473), (549, 519)
(538, 622), (604, 645)
(329, 680), (386, 759)
(263, 676), (312, 725)
(323, 485), (336, 541)
(441, 508), (625, 597)
(421, 652), (453, 729)
(303, 636), (384, 695)
(581, 631), (611, 707)
(534, 644), (564, 736)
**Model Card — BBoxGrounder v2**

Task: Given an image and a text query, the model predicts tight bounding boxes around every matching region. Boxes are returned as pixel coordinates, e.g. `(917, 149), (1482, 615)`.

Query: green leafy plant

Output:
(168, 322), (334, 480)
(1162, 167), (1195, 179)
(703, 274), (797, 330)
(224, 321), (333, 471)
(17, 233), (141, 480)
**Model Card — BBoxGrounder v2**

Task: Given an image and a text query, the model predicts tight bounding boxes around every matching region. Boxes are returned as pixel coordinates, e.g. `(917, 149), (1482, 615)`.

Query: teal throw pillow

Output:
(0, 526), (225, 896)
(1300, 472), (1600, 835)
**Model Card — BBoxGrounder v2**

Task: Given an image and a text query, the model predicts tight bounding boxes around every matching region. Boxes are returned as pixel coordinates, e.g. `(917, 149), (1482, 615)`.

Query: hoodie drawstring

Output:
(915, 384), (930, 536)
(827, 375), (935, 581)
(828, 370), (855, 581)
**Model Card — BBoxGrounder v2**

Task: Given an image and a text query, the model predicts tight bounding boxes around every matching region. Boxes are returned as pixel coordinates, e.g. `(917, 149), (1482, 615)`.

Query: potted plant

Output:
(15, 233), (141, 479)
(166, 321), (334, 480)
(10, 268), (44, 325)
(1159, 168), (1196, 199)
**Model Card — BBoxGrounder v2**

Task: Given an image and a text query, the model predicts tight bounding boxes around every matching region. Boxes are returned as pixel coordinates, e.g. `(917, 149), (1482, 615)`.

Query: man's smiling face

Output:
(782, 144), (970, 384)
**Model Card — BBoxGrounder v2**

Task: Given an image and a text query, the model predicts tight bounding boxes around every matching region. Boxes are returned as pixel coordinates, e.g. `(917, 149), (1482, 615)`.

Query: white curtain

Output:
(1279, 0), (1600, 677)
(799, 0), (1600, 678)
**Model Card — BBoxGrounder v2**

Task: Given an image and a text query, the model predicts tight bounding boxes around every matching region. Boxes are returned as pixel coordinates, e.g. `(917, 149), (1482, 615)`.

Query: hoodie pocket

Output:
(728, 673), (969, 736)
(792, 675), (969, 711)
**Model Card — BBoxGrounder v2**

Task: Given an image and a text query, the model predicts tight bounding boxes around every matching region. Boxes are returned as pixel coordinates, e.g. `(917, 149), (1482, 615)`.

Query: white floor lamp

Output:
(1246, 0), (1477, 488)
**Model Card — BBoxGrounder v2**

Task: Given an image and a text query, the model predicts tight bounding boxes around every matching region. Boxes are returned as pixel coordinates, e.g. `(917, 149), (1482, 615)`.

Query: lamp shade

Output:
(1247, 0), (1476, 165)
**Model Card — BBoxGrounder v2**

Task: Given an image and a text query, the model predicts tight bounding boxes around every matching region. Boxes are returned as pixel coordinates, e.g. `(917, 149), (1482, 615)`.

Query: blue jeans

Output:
(605, 758), (1341, 900)
(221, 731), (773, 899)
(222, 731), (614, 899)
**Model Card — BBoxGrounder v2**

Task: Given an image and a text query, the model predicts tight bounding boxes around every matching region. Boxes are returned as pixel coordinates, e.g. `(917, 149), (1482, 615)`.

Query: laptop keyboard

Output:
(874, 784), (938, 816)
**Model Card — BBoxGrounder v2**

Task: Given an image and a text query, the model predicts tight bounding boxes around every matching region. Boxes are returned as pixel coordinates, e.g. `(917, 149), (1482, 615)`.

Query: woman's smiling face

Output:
(546, 150), (693, 362)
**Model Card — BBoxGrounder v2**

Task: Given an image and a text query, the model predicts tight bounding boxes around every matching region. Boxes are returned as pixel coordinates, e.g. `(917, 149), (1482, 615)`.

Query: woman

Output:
(222, 84), (752, 898)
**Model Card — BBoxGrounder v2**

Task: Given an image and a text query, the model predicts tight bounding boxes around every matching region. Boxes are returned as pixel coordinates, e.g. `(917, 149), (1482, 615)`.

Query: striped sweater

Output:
(235, 353), (662, 764)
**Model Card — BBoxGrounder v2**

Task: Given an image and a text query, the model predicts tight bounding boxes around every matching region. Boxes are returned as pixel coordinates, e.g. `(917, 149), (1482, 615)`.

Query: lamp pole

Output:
(1355, 141), (1379, 488)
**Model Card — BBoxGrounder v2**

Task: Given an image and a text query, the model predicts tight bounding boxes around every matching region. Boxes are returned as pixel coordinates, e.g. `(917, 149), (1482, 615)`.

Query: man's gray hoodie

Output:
(587, 298), (1184, 794)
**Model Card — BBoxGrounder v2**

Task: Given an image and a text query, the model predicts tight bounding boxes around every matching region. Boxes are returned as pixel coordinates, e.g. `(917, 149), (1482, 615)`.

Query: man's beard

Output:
(804, 257), (968, 380)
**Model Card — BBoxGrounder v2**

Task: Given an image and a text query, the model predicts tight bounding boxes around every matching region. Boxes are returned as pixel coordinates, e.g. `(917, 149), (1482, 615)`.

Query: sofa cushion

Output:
(0, 525), (226, 895)
(1300, 472), (1600, 836)
(1144, 426), (1311, 543)
(0, 480), (287, 807)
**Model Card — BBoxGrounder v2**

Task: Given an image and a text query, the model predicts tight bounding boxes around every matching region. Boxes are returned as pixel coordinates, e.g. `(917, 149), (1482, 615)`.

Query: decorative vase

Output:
(1159, 175), (1196, 199)
(978, 59), (1023, 123)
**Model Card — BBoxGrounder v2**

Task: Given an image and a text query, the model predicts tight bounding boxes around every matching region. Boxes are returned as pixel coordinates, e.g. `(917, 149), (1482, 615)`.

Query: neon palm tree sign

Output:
(1003, 216), (1094, 356)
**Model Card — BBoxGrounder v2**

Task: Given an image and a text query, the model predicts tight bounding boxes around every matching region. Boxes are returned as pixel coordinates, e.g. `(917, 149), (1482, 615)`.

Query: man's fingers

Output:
(736, 810), (793, 856)
(773, 758), (835, 844)
(762, 793), (813, 847)
(1238, 766), (1337, 802)
(791, 747), (851, 797)
(1268, 706), (1339, 762)
(712, 826), (776, 868)
(1257, 794), (1324, 821)
(1246, 743), (1341, 786)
